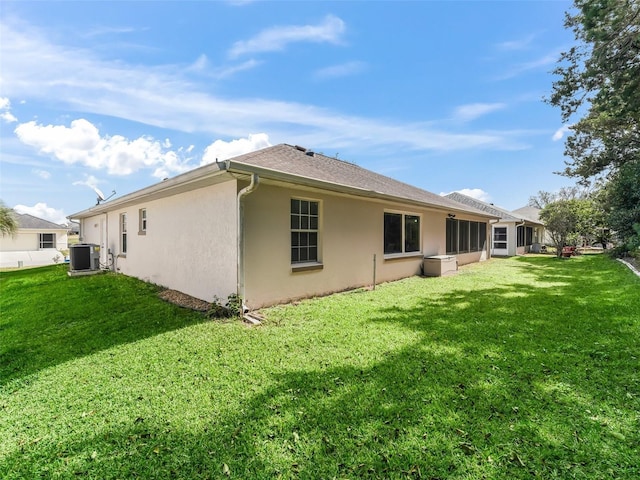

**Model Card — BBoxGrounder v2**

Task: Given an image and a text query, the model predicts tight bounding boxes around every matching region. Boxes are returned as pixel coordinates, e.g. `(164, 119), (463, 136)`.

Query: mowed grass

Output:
(1, 256), (638, 479)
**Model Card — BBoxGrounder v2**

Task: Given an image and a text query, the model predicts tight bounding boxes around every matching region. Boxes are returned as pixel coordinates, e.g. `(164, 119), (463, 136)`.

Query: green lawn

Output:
(1, 256), (638, 479)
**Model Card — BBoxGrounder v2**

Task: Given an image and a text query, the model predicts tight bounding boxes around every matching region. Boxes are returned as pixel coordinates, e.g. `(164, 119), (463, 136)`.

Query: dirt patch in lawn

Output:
(159, 289), (211, 312)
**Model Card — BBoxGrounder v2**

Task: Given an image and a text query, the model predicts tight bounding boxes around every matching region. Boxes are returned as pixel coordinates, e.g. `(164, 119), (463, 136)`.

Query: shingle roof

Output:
(228, 144), (491, 215)
(512, 205), (542, 223)
(16, 213), (66, 230)
(70, 143), (496, 219)
(444, 192), (542, 224)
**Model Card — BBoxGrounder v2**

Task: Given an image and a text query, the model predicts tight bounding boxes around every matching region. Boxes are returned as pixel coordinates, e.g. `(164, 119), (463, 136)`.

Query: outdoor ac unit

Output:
(69, 243), (100, 271)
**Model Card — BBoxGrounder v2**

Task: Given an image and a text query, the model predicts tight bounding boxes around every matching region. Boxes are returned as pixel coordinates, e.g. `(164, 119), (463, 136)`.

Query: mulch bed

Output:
(158, 289), (211, 312)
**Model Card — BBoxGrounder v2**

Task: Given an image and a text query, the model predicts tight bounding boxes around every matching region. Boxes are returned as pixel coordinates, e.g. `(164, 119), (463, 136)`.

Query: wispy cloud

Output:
(72, 174), (101, 190)
(228, 15), (346, 58)
(495, 50), (560, 80)
(452, 103), (507, 122)
(495, 33), (536, 51)
(314, 61), (366, 80)
(32, 168), (51, 179)
(1, 18), (533, 164)
(227, 0), (256, 5)
(82, 25), (141, 38)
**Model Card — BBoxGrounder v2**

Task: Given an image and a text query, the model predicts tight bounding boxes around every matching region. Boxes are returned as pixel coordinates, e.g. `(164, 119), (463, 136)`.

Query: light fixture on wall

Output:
(448, 213), (456, 218)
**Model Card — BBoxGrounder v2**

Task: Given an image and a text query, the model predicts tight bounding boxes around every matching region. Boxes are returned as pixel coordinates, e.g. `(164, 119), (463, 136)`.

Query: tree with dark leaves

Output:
(549, 0), (639, 180)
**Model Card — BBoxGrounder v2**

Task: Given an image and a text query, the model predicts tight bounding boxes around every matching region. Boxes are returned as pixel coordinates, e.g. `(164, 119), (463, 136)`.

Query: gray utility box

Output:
(423, 255), (458, 277)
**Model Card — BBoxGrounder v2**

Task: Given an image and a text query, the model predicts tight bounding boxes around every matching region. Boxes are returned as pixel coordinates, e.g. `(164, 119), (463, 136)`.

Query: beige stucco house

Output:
(0, 213), (68, 268)
(69, 144), (496, 310)
(445, 192), (545, 256)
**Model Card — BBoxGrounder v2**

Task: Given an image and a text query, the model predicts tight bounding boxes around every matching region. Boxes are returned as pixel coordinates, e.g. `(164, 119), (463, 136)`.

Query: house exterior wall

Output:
(0, 228), (69, 268)
(242, 184), (489, 309)
(80, 180), (238, 302)
(0, 229), (67, 252)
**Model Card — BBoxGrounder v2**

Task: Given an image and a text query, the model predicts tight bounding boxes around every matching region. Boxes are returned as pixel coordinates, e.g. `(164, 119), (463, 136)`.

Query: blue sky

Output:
(1, 0), (576, 225)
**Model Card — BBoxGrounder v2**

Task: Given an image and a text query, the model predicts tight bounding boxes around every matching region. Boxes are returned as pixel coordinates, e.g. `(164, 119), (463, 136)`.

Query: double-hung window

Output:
(384, 212), (421, 255)
(120, 213), (128, 254)
(291, 199), (319, 263)
(39, 233), (55, 249)
(138, 208), (147, 235)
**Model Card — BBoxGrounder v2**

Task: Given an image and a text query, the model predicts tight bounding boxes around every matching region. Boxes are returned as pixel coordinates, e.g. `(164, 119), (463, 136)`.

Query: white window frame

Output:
(290, 198), (321, 266)
(38, 233), (56, 249)
(120, 213), (128, 255)
(493, 226), (507, 250)
(384, 210), (422, 258)
(138, 208), (147, 235)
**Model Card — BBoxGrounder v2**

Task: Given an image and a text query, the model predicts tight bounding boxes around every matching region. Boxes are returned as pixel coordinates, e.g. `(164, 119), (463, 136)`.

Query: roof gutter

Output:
(68, 163), (228, 219)
(236, 172), (259, 314)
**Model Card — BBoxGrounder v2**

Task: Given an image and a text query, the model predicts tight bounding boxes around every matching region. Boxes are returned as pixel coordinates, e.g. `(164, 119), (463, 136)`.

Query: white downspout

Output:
(237, 174), (259, 313)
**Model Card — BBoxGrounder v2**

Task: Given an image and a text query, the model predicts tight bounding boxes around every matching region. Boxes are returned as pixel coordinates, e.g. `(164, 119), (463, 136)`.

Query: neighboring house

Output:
(445, 192), (545, 257)
(0, 213), (69, 268)
(70, 144), (496, 310)
(512, 205), (552, 246)
(67, 221), (80, 235)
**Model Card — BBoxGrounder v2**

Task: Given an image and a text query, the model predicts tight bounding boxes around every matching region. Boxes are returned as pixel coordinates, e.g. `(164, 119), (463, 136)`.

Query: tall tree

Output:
(602, 160), (640, 245)
(0, 201), (18, 237)
(548, 0), (640, 180)
(540, 198), (602, 256)
(528, 186), (588, 209)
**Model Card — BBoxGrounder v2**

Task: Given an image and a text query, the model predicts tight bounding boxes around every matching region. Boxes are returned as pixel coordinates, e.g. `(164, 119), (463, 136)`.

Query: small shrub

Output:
(607, 245), (629, 258)
(225, 293), (243, 317)
(207, 294), (243, 319)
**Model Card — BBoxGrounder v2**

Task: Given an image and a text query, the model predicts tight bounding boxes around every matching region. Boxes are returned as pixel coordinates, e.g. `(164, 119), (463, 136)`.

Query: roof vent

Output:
(294, 145), (307, 152)
(305, 151), (315, 157)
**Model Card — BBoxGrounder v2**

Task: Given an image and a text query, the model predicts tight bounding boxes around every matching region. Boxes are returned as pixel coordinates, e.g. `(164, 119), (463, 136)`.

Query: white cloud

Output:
(495, 34), (536, 51)
(228, 15), (346, 58)
(187, 54), (210, 72)
(32, 169), (51, 179)
(442, 188), (492, 203)
(314, 61), (366, 79)
(201, 133), (272, 165)
(452, 103), (507, 122)
(0, 19), (531, 157)
(0, 97), (18, 123)
(214, 59), (262, 79)
(1, 111), (18, 123)
(14, 118), (194, 178)
(552, 125), (571, 141)
(14, 202), (67, 225)
(496, 50), (560, 80)
(72, 174), (101, 190)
